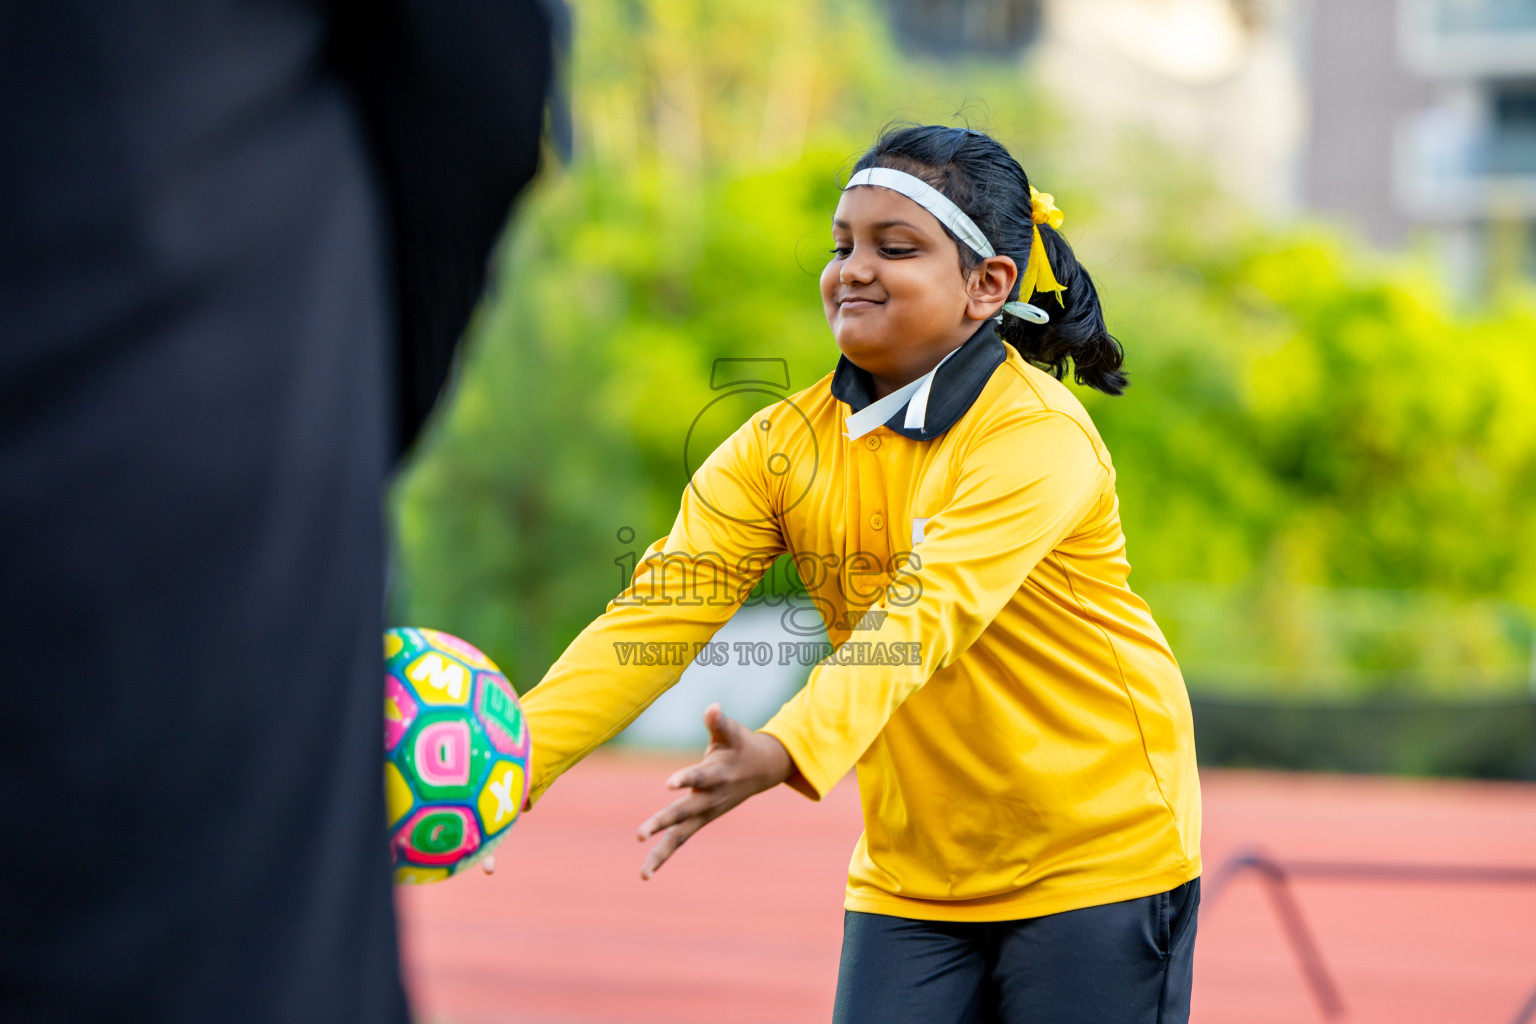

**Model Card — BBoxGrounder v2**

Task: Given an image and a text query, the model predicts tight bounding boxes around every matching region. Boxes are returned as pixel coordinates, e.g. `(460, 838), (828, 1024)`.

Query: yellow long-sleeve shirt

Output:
(520, 325), (1201, 921)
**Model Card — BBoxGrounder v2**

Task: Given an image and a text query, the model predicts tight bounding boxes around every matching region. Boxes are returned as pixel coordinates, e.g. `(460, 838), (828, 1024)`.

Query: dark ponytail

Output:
(851, 124), (1127, 395)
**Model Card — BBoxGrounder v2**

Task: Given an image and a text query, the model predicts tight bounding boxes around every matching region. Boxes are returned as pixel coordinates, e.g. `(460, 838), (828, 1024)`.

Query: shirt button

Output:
(864, 436), (881, 450)
(870, 512), (885, 531)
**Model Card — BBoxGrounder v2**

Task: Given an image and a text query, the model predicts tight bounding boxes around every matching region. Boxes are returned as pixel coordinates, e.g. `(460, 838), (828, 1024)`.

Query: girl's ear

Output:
(964, 255), (1018, 322)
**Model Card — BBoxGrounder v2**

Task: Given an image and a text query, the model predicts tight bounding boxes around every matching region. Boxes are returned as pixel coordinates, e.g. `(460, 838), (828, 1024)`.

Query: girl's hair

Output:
(851, 124), (1127, 395)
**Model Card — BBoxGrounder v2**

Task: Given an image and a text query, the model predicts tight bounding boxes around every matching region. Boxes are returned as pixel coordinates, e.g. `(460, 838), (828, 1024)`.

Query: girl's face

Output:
(821, 185), (1016, 395)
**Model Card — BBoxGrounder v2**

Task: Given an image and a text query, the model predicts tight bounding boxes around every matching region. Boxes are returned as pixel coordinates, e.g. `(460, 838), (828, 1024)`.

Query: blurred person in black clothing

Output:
(0, 2), (558, 1019)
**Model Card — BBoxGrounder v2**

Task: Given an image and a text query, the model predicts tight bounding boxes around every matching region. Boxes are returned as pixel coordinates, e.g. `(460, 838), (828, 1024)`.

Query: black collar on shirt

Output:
(830, 320), (1008, 441)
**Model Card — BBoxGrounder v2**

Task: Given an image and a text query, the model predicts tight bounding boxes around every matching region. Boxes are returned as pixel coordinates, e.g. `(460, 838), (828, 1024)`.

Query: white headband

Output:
(845, 167), (995, 258)
(842, 167), (1049, 324)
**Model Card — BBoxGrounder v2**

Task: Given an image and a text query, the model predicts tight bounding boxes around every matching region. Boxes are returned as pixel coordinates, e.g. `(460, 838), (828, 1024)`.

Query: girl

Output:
(518, 124), (1201, 1023)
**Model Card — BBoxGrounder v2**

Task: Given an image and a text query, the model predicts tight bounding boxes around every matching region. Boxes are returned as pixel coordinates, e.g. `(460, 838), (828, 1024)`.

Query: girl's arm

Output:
(518, 410), (788, 808)
(760, 407), (1110, 800)
(617, 407), (1109, 879)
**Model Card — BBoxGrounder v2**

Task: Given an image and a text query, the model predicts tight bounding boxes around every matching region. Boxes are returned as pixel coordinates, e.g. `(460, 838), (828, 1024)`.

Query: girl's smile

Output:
(821, 185), (1016, 399)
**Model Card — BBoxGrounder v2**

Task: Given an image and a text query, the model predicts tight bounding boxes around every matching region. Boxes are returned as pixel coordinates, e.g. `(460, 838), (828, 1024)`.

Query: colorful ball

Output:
(383, 627), (531, 884)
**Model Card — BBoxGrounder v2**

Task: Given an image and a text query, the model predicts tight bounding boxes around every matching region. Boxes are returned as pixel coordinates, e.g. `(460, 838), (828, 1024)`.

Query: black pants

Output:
(833, 879), (1199, 1024)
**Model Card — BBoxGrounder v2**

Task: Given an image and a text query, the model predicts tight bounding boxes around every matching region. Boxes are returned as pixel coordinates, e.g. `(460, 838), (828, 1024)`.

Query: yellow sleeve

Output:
(520, 414), (787, 806)
(759, 410), (1109, 800)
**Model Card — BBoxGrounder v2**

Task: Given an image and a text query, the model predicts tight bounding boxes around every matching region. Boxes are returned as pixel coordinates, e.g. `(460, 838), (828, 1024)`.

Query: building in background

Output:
(1393, 0), (1536, 284)
(885, 0), (1044, 55)
(884, 0), (1536, 285)
(1032, 0), (1307, 217)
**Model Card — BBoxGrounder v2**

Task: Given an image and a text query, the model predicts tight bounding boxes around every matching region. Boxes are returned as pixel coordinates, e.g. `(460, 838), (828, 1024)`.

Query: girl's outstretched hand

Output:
(635, 703), (794, 880)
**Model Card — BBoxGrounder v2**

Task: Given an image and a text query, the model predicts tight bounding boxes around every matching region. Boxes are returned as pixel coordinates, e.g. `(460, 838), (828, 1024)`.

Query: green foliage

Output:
(1078, 201), (1536, 695)
(391, 0), (1536, 698)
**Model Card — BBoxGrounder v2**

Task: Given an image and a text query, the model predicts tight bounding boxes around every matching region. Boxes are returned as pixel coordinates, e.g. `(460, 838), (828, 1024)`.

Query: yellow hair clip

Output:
(1029, 186), (1065, 230)
(1021, 185), (1067, 307)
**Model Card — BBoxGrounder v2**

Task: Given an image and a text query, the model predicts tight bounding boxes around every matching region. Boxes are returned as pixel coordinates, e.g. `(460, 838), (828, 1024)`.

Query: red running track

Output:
(397, 752), (1536, 1024)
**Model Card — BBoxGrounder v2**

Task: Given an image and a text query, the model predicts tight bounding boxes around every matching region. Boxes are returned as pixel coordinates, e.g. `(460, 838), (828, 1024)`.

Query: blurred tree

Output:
(1076, 157), (1536, 695)
(392, 0), (1536, 699)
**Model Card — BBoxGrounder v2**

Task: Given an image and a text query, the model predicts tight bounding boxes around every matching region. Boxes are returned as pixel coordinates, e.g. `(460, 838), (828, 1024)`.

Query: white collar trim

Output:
(842, 344), (962, 441)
